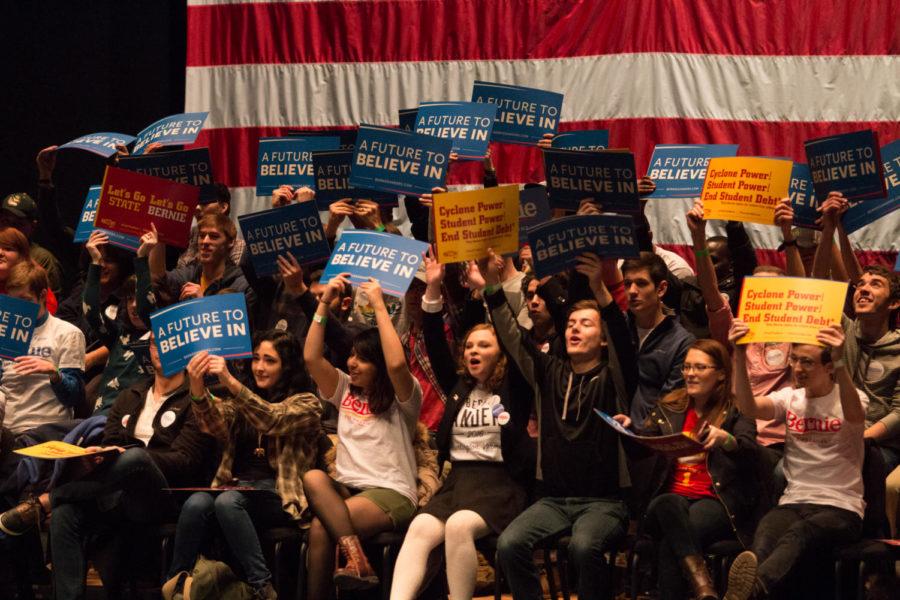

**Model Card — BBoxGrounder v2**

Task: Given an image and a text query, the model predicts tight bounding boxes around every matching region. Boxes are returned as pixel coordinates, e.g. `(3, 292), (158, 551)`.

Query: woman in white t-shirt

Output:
(303, 273), (422, 599)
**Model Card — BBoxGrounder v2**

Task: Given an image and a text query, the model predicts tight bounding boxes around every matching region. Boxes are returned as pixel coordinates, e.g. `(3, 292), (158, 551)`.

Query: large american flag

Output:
(185, 0), (899, 265)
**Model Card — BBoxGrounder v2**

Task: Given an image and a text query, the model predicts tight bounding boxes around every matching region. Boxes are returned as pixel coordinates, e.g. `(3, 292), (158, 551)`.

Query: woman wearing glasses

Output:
(629, 339), (758, 600)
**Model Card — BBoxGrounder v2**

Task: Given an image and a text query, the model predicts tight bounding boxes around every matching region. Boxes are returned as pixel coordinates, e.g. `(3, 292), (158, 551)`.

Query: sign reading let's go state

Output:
(238, 201), (331, 277)
(321, 230), (429, 297)
(151, 293), (252, 377)
(471, 81), (563, 145)
(256, 136), (341, 196)
(433, 185), (520, 262)
(73, 185), (142, 250)
(646, 144), (739, 199)
(350, 125), (451, 196)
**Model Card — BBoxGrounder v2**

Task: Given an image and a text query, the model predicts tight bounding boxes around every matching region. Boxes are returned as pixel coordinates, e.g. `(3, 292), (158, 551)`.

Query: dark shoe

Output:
(723, 551), (758, 600)
(333, 535), (379, 591)
(0, 497), (45, 536)
(251, 581), (277, 599)
(161, 571), (189, 600)
(682, 554), (718, 600)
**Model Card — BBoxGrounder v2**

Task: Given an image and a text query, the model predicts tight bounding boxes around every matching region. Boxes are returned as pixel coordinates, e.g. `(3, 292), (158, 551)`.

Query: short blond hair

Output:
(7, 261), (48, 298)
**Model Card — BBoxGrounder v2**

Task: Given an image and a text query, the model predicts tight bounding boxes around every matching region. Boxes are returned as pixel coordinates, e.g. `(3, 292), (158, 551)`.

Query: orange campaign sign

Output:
(700, 157), (793, 224)
(736, 276), (848, 346)
(433, 185), (520, 262)
(95, 166), (200, 248)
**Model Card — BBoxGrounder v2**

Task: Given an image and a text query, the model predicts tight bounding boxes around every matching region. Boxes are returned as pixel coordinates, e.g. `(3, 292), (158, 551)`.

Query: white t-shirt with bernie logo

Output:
(450, 386), (503, 462)
(325, 369), (422, 507)
(768, 383), (869, 518)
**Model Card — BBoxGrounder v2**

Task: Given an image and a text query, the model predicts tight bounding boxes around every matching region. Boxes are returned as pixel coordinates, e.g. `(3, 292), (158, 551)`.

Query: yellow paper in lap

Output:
(701, 157), (793, 224)
(433, 185), (520, 262)
(14, 441), (94, 459)
(736, 276), (848, 345)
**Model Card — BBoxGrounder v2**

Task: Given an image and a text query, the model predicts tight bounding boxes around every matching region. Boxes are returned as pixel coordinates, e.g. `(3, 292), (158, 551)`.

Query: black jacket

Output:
(640, 403), (759, 545)
(422, 308), (536, 493)
(103, 379), (216, 487)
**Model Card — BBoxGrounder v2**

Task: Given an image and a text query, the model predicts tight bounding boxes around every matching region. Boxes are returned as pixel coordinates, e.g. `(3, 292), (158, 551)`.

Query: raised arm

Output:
(834, 199), (863, 283)
(729, 320), (777, 420)
(302, 274), (347, 399)
(811, 193), (844, 279)
(687, 200), (726, 313)
(817, 324), (866, 424)
(82, 231), (120, 346)
(359, 278), (417, 402)
(421, 248), (459, 395)
(774, 198), (806, 277)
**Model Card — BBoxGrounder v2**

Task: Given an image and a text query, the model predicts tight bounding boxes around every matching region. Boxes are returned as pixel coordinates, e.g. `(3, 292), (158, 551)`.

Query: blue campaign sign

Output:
(804, 129), (886, 201)
(842, 139), (900, 234)
(238, 201), (331, 277)
(552, 130), (610, 151)
(0, 295), (40, 360)
(646, 144), (740, 199)
(287, 128), (358, 150)
(471, 81), (563, 145)
(350, 125), (452, 196)
(895, 252), (900, 273)
(527, 215), (639, 279)
(519, 186), (551, 243)
(150, 293), (252, 377)
(543, 149), (640, 213)
(119, 148), (215, 202)
(311, 150), (397, 207)
(73, 186), (141, 250)
(398, 108), (418, 132)
(321, 230), (429, 297)
(415, 101), (497, 159)
(132, 112), (209, 156)
(789, 164), (819, 230)
(256, 136), (341, 196)
(59, 132), (137, 158)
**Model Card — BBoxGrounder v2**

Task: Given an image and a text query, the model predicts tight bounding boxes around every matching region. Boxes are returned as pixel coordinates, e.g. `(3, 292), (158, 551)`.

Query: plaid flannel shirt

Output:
(192, 385), (323, 522)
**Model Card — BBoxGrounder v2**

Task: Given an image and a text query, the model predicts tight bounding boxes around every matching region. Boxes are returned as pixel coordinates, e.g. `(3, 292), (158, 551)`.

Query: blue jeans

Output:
(49, 448), (172, 600)
(168, 480), (289, 589)
(497, 497), (628, 600)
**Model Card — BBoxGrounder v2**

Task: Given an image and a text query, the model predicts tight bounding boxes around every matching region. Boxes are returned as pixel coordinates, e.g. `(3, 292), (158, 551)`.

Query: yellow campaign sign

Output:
(433, 185), (520, 262)
(736, 276), (848, 346)
(14, 441), (95, 460)
(701, 157), (793, 224)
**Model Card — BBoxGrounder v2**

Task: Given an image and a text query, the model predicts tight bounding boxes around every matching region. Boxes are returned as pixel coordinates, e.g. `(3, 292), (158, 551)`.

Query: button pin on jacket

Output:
(492, 403), (510, 426)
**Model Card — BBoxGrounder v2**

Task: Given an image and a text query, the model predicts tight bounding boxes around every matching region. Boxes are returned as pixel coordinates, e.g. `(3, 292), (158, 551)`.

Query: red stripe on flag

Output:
(658, 245), (898, 272)
(194, 119), (900, 188)
(186, 0), (897, 67)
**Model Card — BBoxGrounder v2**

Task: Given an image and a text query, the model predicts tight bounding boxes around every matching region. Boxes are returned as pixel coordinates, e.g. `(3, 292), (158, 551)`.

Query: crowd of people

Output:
(0, 138), (896, 600)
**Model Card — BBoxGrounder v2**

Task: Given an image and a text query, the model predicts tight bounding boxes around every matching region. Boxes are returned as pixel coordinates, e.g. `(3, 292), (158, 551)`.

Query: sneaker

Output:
(723, 550), (758, 600)
(0, 497), (45, 536)
(252, 582), (278, 599)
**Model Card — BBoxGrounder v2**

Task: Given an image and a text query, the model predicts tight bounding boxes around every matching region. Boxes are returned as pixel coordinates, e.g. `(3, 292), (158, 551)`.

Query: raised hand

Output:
(136, 223), (159, 258)
(85, 230), (109, 264)
(276, 253), (305, 295)
(537, 133), (554, 149)
(358, 277), (385, 310)
(36, 146), (58, 180)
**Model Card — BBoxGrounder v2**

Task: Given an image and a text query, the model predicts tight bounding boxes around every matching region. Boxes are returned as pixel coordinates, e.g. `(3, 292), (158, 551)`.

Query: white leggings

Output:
(390, 510), (491, 600)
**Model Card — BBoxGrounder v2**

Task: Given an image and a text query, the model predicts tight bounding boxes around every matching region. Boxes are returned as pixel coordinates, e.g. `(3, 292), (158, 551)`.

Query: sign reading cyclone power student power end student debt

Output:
(736, 277), (848, 346)
(433, 185), (520, 262)
(151, 294), (252, 377)
(415, 101), (497, 159)
(131, 112), (209, 156)
(804, 129), (886, 201)
(841, 139), (900, 234)
(0, 295), (39, 360)
(58, 132), (137, 158)
(646, 144), (739, 199)
(350, 125), (452, 196)
(321, 230), (429, 296)
(527, 214), (639, 279)
(256, 136), (341, 196)
(73, 186), (141, 250)
(119, 148), (216, 203)
(471, 81), (563, 145)
(543, 148), (640, 213)
(95, 166), (199, 248)
(311, 150), (397, 207)
(700, 157), (793, 225)
(552, 130), (609, 151)
(238, 201), (331, 277)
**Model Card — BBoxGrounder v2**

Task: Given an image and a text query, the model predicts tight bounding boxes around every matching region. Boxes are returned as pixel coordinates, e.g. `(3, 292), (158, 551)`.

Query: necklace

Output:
(253, 433), (266, 458)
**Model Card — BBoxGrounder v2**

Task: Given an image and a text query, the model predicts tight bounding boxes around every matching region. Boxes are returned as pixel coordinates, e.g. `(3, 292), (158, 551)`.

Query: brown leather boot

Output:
(333, 535), (379, 591)
(682, 554), (718, 600)
(0, 496), (46, 536)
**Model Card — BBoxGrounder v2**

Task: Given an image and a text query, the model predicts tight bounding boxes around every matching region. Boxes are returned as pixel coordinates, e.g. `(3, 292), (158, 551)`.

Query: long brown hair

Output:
(456, 323), (507, 392)
(656, 339), (734, 434)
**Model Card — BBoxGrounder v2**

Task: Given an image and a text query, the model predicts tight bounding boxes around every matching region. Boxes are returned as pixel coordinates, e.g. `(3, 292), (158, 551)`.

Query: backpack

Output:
(162, 556), (254, 600)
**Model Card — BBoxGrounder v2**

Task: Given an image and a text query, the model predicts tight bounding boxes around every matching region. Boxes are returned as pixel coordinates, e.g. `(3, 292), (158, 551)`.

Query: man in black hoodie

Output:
(487, 251), (638, 600)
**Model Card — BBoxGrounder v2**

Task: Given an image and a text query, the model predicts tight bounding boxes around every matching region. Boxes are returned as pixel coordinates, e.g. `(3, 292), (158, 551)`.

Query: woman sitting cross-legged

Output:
(165, 330), (323, 600)
(390, 251), (535, 600)
(635, 339), (758, 600)
(302, 274), (424, 599)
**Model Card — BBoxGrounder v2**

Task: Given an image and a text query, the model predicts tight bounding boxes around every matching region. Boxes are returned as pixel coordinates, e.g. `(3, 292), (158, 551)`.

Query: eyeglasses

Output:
(681, 364), (718, 374)
(787, 356), (818, 368)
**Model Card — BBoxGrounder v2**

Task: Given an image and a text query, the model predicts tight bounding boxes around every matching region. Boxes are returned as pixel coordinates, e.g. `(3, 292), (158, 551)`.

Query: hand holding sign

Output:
(818, 191), (849, 228)
(815, 323), (846, 361)
(13, 355), (57, 377)
(773, 198), (794, 239)
(321, 273), (351, 305)
(685, 200), (707, 241)
(136, 224), (160, 259)
(358, 278), (386, 311)
(36, 146), (58, 180)
(276, 254), (305, 295)
(85, 230), (109, 264)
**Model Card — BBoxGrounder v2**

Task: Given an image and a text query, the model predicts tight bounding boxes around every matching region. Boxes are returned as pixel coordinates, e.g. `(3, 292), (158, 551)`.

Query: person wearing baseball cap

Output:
(1, 192), (64, 298)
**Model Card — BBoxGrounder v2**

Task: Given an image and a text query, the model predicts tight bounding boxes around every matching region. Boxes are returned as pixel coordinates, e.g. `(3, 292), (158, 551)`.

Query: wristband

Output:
(777, 239), (797, 252)
(724, 433), (736, 450)
(483, 283), (502, 295)
(832, 358), (845, 369)
(374, 224), (386, 232)
(694, 248), (710, 259)
(190, 393), (205, 403)
(313, 313), (328, 325)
